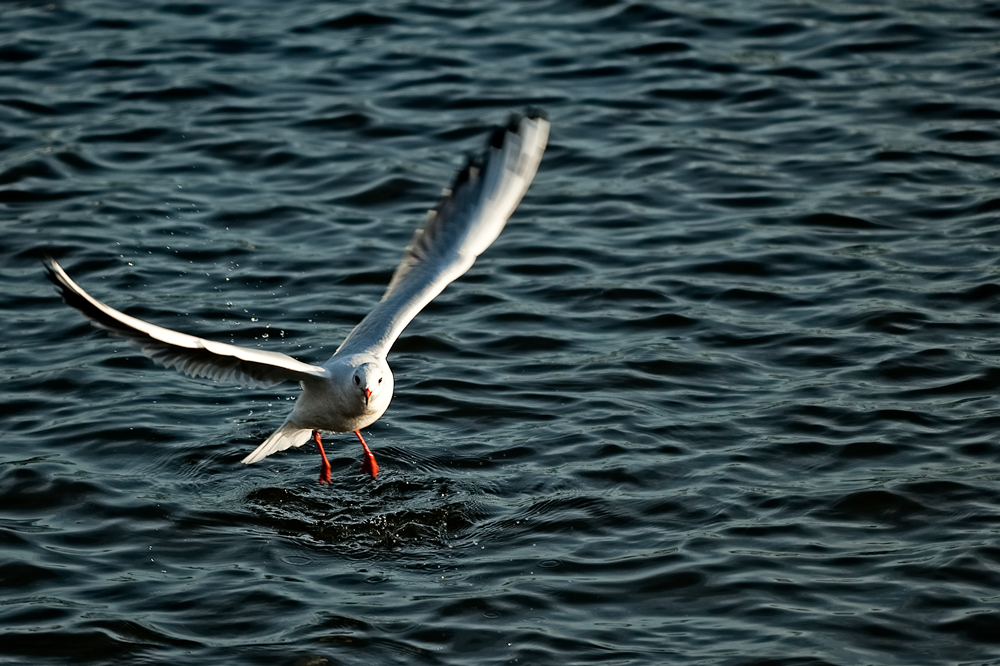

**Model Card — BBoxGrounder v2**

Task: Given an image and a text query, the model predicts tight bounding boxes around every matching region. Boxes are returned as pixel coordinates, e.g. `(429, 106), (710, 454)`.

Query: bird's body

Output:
(46, 113), (549, 482)
(261, 355), (393, 447)
(287, 355), (393, 436)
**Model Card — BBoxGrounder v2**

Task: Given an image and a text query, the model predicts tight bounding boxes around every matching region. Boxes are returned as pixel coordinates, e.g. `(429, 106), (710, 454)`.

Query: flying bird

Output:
(46, 113), (549, 483)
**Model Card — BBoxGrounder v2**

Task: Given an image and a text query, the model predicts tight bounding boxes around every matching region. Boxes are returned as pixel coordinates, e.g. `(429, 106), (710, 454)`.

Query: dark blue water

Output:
(3, 1), (1000, 664)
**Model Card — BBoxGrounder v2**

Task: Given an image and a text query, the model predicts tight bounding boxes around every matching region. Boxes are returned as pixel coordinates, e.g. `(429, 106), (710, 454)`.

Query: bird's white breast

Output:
(286, 355), (393, 434)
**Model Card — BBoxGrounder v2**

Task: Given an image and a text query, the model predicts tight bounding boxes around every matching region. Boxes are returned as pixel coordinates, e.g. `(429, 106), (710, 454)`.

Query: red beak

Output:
(364, 388), (372, 406)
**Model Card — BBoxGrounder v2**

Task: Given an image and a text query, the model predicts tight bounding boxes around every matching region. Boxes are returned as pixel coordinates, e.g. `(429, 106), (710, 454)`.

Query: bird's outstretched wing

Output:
(45, 258), (329, 387)
(334, 112), (549, 359)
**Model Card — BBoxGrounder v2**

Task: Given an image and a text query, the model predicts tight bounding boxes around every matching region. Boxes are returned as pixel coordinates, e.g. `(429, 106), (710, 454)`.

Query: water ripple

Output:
(3, 0), (1000, 664)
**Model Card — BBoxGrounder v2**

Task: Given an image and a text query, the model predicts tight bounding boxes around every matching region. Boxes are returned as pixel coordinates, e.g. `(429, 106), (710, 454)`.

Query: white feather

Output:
(48, 113), (549, 470)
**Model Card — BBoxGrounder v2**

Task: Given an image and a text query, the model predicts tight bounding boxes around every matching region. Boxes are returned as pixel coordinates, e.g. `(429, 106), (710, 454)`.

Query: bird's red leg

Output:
(355, 430), (379, 479)
(313, 430), (331, 484)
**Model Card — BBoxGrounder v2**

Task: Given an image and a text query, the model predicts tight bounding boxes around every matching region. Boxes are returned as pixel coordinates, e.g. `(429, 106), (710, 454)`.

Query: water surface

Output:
(3, 1), (1000, 664)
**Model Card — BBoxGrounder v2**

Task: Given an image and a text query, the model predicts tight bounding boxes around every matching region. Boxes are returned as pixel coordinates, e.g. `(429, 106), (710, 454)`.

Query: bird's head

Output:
(352, 361), (389, 410)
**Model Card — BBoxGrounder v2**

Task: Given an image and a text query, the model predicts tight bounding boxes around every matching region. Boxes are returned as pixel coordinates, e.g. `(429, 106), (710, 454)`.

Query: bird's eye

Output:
(354, 376), (360, 385)
(378, 377), (382, 384)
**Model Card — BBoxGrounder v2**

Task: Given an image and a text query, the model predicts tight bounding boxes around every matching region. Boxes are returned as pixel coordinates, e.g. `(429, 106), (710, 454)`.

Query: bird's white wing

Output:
(46, 258), (329, 387)
(334, 113), (549, 359)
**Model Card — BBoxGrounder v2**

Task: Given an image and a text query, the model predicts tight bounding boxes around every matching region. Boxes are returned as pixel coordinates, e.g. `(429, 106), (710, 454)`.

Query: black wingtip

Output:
(488, 123), (509, 150)
(43, 255), (65, 291)
(449, 159), (477, 193)
(490, 108), (547, 150)
(42, 257), (104, 324)
(43, 257), (81, 309)
(447, 110), (547, 198)
(523, 107), (547, 122)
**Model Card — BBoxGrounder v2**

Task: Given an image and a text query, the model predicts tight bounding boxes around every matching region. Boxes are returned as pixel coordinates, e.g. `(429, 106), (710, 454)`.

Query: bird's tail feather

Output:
(241, 422), (313, 464)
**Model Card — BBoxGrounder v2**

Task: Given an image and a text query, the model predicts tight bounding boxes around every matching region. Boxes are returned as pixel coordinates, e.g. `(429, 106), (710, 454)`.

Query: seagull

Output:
(46, 113), (549, 483)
